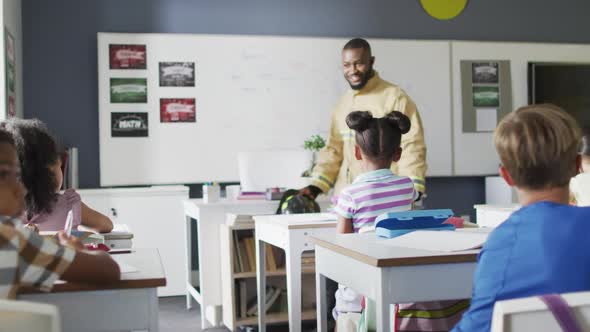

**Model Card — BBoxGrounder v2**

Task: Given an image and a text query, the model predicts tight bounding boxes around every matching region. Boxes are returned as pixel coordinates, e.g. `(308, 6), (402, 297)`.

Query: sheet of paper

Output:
(383, 230), (490, 252)
(476, 108), (497, 132)
(112, 256), (138, 273)
(276, 213), (337, 224)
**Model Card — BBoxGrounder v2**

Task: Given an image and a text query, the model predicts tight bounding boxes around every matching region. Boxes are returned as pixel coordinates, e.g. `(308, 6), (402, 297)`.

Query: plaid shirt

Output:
(0, 216), (75, 299)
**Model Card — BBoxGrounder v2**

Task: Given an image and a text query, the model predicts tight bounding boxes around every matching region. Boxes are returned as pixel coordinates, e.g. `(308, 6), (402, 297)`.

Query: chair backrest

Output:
(237, 150), (310, 192)
(491, 291), (590, 332)
(0, 299), (61, 332)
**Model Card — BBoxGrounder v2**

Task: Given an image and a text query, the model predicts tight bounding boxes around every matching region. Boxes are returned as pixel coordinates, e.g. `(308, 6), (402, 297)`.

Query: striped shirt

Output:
(0, 216), (75, 299)
(334, 169), (416, 232)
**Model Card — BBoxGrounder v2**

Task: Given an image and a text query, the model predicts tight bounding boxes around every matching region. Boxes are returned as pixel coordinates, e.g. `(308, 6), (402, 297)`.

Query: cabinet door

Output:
(108, 193), (187, 296)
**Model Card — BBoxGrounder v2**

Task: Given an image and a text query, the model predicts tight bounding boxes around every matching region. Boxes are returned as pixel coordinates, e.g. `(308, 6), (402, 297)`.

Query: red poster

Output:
(109, 44), (147, 69)
(7, 96), (15, 118)
(160, 98), (196, 123)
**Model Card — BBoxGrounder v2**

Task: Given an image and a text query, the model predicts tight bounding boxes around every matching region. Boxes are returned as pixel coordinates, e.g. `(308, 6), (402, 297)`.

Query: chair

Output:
(0, 299), (61, 332)
(491, 291), (590, 331)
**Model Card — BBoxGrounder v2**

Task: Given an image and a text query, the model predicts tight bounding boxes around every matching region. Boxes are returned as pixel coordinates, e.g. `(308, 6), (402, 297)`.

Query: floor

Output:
(159, 296), (314, 332)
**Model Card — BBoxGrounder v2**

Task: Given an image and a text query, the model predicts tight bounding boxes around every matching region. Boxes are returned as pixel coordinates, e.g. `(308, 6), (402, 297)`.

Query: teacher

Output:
(303, 38), (427, 199)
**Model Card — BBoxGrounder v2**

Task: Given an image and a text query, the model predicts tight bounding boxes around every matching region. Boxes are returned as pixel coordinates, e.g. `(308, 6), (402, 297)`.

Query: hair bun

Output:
(385, 111), (411, 134)
(346, 111), (374, 132)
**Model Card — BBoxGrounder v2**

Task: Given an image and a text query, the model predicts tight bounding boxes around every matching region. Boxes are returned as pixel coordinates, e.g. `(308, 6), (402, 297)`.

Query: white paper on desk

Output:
(383, 230), (490, 252)
(112, 256), (138, 273)
(278, 213), (337, 224)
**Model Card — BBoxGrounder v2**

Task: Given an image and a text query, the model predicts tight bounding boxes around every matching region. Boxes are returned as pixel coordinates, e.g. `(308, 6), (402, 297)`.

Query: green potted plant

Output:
(302, 134), (326, 177)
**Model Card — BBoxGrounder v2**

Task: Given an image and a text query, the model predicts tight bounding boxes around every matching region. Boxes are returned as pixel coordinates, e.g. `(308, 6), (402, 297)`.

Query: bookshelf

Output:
(220, 217), (317, 331)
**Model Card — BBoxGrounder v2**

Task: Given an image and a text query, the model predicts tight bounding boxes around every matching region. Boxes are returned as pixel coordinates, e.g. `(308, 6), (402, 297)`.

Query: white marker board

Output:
(98, 33), (452, 186)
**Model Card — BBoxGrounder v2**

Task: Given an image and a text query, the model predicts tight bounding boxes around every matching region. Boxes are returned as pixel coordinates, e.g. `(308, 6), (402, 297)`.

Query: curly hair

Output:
(2, 118), (61, 216)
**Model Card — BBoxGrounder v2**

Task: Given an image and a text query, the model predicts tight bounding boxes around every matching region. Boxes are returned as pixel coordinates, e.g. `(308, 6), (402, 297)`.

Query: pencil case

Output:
(375, 209), (455, 239)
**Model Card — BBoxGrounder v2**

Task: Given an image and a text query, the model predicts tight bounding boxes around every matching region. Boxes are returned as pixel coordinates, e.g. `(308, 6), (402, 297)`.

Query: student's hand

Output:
(24, 223), (39, 233)
(299, 185), (322, 200)
(57, 231), (85, 251)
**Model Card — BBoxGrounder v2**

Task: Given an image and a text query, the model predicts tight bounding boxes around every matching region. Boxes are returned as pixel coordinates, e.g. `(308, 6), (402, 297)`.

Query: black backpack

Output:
(275, 189), (320, 215)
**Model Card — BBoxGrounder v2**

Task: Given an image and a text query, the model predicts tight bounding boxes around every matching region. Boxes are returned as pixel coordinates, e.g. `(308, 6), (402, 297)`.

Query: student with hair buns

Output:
(333, 110), (416, 233)
(332, 111), (465, 332)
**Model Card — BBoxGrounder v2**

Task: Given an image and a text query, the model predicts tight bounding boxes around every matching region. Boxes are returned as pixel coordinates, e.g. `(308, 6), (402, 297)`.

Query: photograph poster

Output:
(5, 29), (15, 117)
(159, 62), (195, 87)
(460, 60), (512, 133)
(109, 44), (147, 69)
(110, 78), (147, 103)
(472, 62), (499, 84)
(160, 98), (196, 123)
(111, 112), (148, 137)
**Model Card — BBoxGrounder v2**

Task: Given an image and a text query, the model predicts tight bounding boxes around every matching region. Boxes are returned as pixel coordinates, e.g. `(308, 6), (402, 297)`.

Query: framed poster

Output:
(109, 44), (147, 69)
(110, 78), (147, 103)
(160, 98), (196, 123)
(111, 112), (148, 137)
(159, 62), (195, 87)
(5, 29), (15, 117)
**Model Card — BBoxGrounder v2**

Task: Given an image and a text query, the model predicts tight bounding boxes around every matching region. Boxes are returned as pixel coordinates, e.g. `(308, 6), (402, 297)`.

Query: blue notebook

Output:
(375, 209), (454, 239)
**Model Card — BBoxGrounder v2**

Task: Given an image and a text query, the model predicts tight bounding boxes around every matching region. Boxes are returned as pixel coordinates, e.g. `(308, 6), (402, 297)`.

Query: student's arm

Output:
(81, 202), (114, 233)
(337, 216), (354, 234)
(58, 232), (120, 283)
(334, 191), (355, 234)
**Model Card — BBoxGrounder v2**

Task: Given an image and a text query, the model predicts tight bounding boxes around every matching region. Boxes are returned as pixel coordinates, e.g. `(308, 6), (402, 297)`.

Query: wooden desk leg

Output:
(316, 271), (328, 332)
(286, 247), (302, 332)
(256, 237), (267, 332)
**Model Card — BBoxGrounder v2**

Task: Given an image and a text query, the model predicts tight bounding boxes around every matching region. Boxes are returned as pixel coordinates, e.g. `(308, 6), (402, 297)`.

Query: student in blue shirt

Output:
(453, 104), (590, 332)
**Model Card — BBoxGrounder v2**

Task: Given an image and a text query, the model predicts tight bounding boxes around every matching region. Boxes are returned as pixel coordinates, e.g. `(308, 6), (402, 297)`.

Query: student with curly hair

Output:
(3, 118), (113, 233)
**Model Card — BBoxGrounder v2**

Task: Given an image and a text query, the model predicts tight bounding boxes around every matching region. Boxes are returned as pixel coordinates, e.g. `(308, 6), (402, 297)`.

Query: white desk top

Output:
(20, 248), (166, 294)
(474, 204), (520, 211)
(253, 213), (337, 229)
(311, 233), (479, 267)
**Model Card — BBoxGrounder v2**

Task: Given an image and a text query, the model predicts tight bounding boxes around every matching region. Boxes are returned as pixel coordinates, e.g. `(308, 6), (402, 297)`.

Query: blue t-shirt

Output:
(453, 202), (590, 332)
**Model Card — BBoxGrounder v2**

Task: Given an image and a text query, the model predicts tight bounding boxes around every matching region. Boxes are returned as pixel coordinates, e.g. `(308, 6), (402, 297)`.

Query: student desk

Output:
(183, 198), (330, 328)
(311, 233), (479, 332)
(254, 213), (337, 332)
(19, 248), (166, 332)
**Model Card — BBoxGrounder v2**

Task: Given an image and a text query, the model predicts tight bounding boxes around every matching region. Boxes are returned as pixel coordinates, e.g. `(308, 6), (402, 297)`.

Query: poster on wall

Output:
(472, 62), (499, 84)
(472, 86), (500, 107)
(460, 60), (512, 133)
(110, 78), (147, 103)
(160, 98), (196, 123)
(5, 29), (15, 117)
(159, 62), (195, 87)
(109, 44), (147, 69)
(111, 112), (148, 137)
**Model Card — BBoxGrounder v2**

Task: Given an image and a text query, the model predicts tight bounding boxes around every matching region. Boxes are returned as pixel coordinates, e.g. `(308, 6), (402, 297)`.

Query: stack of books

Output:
(301, 251), (315, 270)
(232, 231), (285, 273)
(237, 191), (266, 200)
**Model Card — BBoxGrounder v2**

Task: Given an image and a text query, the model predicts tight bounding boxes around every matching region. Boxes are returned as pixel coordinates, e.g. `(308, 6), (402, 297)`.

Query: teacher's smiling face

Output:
(342, 47), (375, 90)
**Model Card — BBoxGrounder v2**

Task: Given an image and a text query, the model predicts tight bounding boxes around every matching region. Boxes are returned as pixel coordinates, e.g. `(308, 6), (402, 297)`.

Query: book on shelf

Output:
(265, 244), (277, 271)
(244, 237), (256, 272)
(238, 239), (251, 272)
(239, 280), (247, 318)
(246, 286), (283, 317)
(238, 191), (266, 200)
(226, 213), (254, 227)
(233, 231), (243, 273)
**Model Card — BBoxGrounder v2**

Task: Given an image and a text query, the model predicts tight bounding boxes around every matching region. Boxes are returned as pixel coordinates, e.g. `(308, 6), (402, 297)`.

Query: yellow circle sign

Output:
(420, 0), (468, 20)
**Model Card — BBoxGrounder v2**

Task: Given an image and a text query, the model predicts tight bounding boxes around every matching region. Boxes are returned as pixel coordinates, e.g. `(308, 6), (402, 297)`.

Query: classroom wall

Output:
(22, 0), (589, 218)
(2, 0), (23, 118)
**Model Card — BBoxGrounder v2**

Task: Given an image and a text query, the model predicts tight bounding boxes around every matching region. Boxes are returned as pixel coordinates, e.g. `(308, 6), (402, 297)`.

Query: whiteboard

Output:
(98, 33), (452, 186)
(451, 41), (590, 175)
